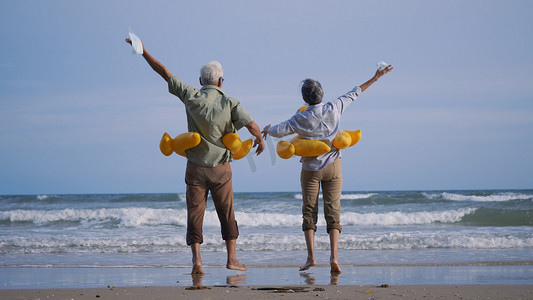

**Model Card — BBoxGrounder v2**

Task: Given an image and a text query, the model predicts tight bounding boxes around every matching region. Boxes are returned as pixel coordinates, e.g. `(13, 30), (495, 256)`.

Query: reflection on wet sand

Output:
(330, 273), (339, 285)
(299, 272), (316, 285)
(191, 273), (247, 287)
(192, 273), (204, 286)
(299, 271), (339, 285)
(227, 274), (247, 286)
(189, 268), (339, 287)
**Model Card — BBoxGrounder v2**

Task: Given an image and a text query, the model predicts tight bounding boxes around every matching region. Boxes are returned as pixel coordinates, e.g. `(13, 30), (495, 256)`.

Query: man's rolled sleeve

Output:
(168, 75), (197, 102)
(231, 101), (253, 131)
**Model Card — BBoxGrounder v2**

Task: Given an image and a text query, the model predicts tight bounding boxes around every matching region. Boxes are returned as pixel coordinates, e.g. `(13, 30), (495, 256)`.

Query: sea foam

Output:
(0, 208), (188, 228)
(424, 192), (531, 202)
(294, 193), (377, 200)
(342, 208), (477, 226)
(0, 207), (478, 228)
(3, 228), (532, 255)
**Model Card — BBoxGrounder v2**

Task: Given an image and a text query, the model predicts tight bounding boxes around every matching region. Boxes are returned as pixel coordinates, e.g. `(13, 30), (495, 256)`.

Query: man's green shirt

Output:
(168, 75), (253, 167)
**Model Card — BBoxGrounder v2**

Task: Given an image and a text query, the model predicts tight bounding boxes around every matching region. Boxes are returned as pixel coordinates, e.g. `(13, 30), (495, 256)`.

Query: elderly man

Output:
(126, 38), (264, 274)
(262, 65), (393, 274)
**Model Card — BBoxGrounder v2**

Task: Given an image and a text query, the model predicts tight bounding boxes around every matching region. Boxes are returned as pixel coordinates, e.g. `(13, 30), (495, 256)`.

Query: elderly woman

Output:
(262, 65), (393, 274)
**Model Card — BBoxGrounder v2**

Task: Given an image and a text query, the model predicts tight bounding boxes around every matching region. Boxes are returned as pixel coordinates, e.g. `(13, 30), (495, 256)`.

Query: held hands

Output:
(261, 124), (271, 140)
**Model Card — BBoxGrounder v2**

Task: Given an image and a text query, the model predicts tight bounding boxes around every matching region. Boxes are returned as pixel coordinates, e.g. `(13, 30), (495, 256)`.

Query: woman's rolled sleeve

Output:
(268, 120), (296, 138)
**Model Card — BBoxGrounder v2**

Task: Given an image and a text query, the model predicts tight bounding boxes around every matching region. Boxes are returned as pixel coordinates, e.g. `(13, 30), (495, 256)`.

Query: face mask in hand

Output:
(128, 27), (143, 55)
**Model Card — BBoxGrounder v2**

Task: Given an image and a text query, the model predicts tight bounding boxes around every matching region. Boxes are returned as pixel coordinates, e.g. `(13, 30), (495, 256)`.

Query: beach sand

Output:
(1, 284), (532, 300)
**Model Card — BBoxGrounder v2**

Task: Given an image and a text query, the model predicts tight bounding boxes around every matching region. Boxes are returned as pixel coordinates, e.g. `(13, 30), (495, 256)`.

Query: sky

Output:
(1, 0), (532, 194)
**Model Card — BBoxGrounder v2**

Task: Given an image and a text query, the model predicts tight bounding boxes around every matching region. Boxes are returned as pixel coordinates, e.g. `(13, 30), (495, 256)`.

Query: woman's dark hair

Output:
(300, 78), (324, 105)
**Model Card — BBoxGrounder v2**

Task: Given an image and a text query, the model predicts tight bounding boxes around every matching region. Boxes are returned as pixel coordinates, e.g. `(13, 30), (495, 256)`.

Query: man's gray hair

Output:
(300, 78), (324, 105)
(200, 61), (224, 85)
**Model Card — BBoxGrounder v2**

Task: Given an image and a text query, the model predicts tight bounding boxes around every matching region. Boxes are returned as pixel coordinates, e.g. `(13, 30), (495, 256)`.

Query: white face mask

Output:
(377, 61), (389, 69)
(128, 27), (143, 55)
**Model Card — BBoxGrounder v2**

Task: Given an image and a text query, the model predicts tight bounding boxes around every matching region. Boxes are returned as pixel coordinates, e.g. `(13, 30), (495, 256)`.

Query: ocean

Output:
(1, 190), (532, 287)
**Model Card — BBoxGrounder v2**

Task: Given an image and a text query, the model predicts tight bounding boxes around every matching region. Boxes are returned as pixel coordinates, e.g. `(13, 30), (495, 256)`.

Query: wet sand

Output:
(2, 264), (532, 288)
(1, 264), (532, 299)
(1, 284), (532, 300)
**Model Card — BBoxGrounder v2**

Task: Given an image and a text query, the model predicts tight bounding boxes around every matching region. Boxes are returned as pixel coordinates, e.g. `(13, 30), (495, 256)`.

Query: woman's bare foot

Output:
(227, 260), (247, 271)
(191, 263), (205, 275)
(299, 258), (316, 271)
(330, 261), (342, 274)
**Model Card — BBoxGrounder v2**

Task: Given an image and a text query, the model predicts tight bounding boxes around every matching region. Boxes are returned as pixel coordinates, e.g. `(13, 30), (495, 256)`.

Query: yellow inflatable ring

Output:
(272, 106), (362, 159)
(276, 140), (295, 159)
(222, 132), (252, 160)
(232, 139), (253, 160)
(290, 135), (331, 157)
(273, 131), (361, 159)
(345, 129), (361, 147)
(159, 132), (201, 157)
(159, 132), (174, 156)
(172, 132), (201, 152)
(332, 131), (352, 149)
(332, 129), (361, 149)
(222, 133), (242, 153)
(275, 136), (330, 159)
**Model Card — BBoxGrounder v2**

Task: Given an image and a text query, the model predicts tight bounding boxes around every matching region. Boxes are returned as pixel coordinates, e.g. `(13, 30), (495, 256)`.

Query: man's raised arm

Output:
(125, 39), (172, 82)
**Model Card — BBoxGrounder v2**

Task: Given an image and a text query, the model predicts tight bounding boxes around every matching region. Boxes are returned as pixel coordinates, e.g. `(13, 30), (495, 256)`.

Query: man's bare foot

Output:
(299, 258), (316, 271)
(191, 263), (205, 275)
(227, 260), (247, 271)
(330, 261), (342, 274)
